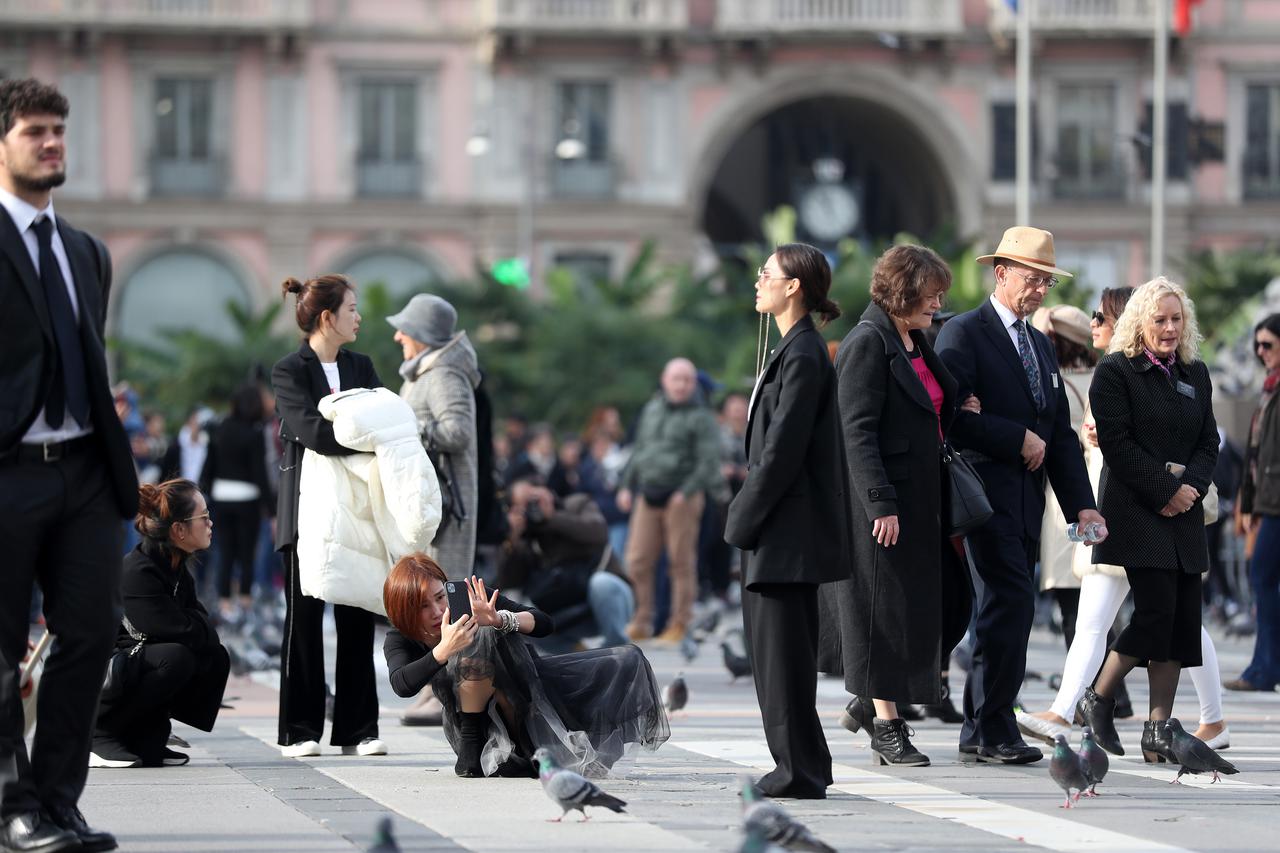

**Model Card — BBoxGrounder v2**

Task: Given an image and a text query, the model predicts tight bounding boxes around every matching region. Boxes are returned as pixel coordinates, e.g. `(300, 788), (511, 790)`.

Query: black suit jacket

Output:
(271, 342), (381, 550)
(724, 316), (852, 588)
(935, 299), (1093, 538)
(0, 206), (137, 517)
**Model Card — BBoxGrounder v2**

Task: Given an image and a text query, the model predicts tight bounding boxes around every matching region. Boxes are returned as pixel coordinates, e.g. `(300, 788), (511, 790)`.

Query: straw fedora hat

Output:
(976, 226), (1073, 278)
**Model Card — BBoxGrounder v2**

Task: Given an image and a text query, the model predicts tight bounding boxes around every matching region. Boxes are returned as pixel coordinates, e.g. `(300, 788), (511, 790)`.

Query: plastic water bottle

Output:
(1066, 521), (1107, 544)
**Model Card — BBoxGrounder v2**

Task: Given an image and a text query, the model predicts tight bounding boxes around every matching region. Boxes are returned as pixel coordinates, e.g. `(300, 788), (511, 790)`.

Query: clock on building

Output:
(797, 181), (860, 243)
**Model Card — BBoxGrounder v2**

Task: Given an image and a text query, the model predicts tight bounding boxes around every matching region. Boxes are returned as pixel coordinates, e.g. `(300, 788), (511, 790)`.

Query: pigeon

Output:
(740, 776), (835, 853)
(533, 747), (627, 822)
(1078, 727), (1109, 796)
(1166, 718), (1239, 784)
(665, 673), (689, 714)
(690, 604), (722, 640)
(1048, 733), (1089, 808)
(722, 631), (753, 682)
(679, 632), (700, 663)
(738, 823), (787, 853)
(367, 816), (400, 852)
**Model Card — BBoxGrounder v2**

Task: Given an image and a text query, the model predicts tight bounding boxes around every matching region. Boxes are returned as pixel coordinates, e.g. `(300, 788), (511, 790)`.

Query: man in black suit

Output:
(935, 226), (1105, 765)
(0, 78), (137, 852)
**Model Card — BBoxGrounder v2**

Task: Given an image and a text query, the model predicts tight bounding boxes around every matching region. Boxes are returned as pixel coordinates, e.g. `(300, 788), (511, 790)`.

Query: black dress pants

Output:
(213, 500), (261, 599)
(0, 446), (123, 819)
(277, 547), (379, 747)
(742, 581), (831, 797)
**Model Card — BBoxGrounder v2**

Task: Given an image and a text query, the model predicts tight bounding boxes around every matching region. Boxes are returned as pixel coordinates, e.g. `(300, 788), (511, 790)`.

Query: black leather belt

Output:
(13, 434), (96, 464)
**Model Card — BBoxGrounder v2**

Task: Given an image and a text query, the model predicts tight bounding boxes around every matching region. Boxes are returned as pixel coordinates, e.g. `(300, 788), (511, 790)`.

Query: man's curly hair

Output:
(0, 78), (69, 137)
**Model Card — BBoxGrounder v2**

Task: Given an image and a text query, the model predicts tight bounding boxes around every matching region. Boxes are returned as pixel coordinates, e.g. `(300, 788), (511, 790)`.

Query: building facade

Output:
(3, 0), (1279, 346)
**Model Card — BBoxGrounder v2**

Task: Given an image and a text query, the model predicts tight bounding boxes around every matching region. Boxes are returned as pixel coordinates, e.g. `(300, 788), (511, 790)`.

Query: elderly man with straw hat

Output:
(935, 226), (1107, 765)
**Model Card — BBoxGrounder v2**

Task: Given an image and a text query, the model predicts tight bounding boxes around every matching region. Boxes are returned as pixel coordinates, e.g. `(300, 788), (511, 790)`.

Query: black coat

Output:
(118, 539), (220, 654)
(724, 316), (852, 588)
(0, 208), (137, 517)
(935, 299), (1095, 538)
(1090, 352), (1218, 573)
(816, 304), (969, 703)
(200, 416), (274, 515)
(271, 342), (382, 550)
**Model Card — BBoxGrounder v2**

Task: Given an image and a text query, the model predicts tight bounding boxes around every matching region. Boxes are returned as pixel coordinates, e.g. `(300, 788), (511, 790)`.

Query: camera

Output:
(524, 501), (545, 526)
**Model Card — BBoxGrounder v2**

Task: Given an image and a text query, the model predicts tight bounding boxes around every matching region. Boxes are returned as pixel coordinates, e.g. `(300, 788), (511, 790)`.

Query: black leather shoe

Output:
(1077, 687), (1124, 756)
(958, 742), (981, 762)
(922, 680), (965, 724)
(976, 742), (1043, 764)
(48, 807), (115, 853)
(0, 812), (80, 853)
(1141, 719), (1177, 764)
(870, 718), (930, 766)
(838, 695), (874, 737)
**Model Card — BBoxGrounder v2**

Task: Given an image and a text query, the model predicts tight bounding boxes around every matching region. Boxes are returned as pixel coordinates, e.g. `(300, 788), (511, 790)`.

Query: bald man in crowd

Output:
(617, 358), (724, 642)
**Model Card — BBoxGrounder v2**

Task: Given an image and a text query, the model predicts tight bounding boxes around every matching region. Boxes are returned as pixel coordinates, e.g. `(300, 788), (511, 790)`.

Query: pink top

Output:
(911, 351), (945, 440)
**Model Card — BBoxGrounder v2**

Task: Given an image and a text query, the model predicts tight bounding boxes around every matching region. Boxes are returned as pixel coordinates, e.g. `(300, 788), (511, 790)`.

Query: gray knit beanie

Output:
(387, 293), (457, 348)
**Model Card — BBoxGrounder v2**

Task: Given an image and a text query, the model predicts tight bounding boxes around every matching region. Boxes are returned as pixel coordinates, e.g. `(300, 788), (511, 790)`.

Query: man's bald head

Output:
(661, 358), (697, 404)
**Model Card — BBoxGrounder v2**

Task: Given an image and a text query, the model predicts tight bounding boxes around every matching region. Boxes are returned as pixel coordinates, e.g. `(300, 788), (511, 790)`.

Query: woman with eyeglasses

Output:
(90, 479), (230, 768)
(1225, 313), (1280, 692)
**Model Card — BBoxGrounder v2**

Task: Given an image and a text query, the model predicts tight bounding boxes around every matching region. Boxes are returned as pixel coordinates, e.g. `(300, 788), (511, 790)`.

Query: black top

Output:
(382, 595), (553, 698)
(199, 416), (274, 515)
(118, 538), (219, 653)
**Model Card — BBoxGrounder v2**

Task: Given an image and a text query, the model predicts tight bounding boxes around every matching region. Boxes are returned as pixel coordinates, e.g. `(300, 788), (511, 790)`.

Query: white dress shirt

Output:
(989, 293), (1040, 374)
(0, 185), (93, 443)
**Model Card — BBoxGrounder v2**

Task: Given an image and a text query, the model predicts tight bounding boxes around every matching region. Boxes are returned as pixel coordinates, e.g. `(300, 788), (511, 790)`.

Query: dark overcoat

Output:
(1090, 351), (1218, 573)
(816, 303), (969, 703)
(724, 316), (852, 588)
(271, 341), (382, 550)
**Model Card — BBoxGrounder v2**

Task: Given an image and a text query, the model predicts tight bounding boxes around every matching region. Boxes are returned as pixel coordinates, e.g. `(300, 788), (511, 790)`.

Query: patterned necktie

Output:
(1015, 319), (1045, 411)
(33, 216), (91, 429)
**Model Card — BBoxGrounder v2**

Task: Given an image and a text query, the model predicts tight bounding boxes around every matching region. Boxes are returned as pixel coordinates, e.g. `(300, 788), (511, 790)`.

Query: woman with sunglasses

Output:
(1225, 314), (1280, 692)
(91, 479), (231, 768)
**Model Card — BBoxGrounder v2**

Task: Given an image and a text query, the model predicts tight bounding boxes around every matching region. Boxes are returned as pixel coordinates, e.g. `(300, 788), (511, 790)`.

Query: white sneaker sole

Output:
(89, 752), (140, 768)
(281, 741), (322, 757)
(342, 741), (387, 756)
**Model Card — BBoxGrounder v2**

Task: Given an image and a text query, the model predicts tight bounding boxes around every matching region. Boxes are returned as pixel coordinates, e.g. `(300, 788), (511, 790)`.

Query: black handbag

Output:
(943, 442), (993, 536)
(427, 448), (467, 542)
(100, 629), (145, 703)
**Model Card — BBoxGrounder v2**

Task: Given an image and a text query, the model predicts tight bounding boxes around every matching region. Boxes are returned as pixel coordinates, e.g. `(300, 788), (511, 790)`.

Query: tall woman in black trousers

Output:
(272, 274), (385, 757)
(724, 243), (852, 799)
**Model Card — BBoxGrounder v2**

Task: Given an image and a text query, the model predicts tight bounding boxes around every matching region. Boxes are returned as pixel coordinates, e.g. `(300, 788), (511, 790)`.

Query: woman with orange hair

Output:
(383, 553), (668, 778)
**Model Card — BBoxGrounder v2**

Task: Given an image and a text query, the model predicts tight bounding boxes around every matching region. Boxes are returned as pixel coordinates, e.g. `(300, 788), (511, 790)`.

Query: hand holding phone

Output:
(1166, 461), (1187, 478)
(445, 580), (472, 623)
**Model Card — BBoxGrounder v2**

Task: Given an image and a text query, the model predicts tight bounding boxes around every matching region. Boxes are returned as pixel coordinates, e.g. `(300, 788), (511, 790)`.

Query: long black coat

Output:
(1091, 352), (1218, 573)
(271, 341), (382, 550)
(724, 316), (852, 588)
(0, 209), (137, 517)
(816, 304), (969, 703)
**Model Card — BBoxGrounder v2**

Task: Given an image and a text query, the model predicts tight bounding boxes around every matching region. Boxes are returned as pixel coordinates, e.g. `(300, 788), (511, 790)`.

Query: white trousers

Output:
(1049, 572), (1223, 724)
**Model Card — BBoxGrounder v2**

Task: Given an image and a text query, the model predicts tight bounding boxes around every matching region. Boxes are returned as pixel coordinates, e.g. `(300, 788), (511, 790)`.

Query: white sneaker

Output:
(88, 751), (140, 769)
(1203, 726), (1230, 750)
(1015, 709), (1072, 745)
(281, 740), (321, 757)
(341, 737), (386, 756)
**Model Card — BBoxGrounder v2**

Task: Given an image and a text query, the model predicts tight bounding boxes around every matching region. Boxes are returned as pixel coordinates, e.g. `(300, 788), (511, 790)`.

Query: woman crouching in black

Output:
(383, 552), (668, 778)
(91, 479), (231, 768)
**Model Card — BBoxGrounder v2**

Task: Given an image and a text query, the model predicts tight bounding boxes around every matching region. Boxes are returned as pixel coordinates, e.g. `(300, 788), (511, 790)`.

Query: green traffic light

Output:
(491, 258), (530, 289)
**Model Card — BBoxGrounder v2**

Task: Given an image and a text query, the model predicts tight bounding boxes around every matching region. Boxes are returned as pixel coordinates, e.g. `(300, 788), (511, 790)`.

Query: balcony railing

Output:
(357, 160), (423, 200)
(486, 0), (688, 35)
(551, 157), (616, 199)
(998, 0), (1172, 34)
(716, 0), (963, 36)
(150, 156), (224, 197)
(0, 0), (311, 31)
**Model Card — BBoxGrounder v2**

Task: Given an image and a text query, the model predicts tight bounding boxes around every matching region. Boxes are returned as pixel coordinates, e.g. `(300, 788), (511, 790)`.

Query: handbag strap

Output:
(120, 616), (147, 656)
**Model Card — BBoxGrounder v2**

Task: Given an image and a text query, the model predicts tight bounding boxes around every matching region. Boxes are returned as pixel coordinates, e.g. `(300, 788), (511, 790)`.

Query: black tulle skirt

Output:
(432, 627), (670, 777)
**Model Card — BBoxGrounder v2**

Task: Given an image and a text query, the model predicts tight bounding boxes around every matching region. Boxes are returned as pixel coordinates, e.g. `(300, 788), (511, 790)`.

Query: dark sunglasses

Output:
(1091, 311), (1108, 325)
(1257, 340), (1275, 352)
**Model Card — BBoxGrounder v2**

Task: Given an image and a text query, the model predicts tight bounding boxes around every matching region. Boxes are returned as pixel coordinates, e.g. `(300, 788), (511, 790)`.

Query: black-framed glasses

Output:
(1091, 311), (1108, 325)
(178, 512), (211, 524)
(1257, 340), (1275, 352)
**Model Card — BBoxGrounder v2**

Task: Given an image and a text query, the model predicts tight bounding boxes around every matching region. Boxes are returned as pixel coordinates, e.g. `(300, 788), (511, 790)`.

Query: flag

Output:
(1175, 0), (1203, 36)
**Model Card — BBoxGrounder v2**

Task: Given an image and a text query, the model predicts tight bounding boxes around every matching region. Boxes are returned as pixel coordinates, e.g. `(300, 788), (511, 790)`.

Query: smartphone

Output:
(1166, 461), (1187, 478)
(444, 580), (472, 623)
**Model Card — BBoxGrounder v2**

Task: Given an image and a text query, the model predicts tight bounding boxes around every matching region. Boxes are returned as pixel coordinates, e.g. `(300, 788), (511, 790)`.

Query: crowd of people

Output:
(5, 75), (1280, 852)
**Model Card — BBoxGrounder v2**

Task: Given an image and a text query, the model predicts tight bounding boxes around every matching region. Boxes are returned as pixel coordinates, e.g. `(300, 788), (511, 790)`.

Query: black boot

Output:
(870, 718), (930, 766)
(923, 678), (964, 724)
(455, 711), (487, 778)
(1113, 681), (1135, 720)
(1141, 719), (1176, 764)
(839, 695), (874, 737)
(1077, 688), (1124, 756)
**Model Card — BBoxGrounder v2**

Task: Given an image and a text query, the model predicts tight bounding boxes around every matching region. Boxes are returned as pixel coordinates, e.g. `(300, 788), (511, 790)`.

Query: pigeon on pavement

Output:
(533, 747), (627, 821)
(738, 823), (787, 853)
(665, 673), (689, 714)
(680, 632), (700, 663)
(1078, 727), (1109, 796)
(1166, 718), (1239, 784)
(722, 631), (752, 682)
(740, 776), (835, 853)
(367, 816), (400, 853)
(690, 605), (721, 640)
(1049, 733), (1089, 808)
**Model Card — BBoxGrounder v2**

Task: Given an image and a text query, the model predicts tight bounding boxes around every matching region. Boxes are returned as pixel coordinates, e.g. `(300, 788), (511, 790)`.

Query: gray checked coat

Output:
(399, 332), (482, 576)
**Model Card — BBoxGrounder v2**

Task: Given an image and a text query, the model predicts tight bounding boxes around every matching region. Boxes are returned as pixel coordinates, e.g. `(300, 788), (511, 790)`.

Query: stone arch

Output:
(326, 245), (454, 301)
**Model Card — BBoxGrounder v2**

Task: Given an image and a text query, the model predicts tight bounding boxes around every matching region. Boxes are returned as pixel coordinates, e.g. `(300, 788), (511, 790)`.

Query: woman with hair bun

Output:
(91, 479), (230, 768)
(272, 274), (387, 758)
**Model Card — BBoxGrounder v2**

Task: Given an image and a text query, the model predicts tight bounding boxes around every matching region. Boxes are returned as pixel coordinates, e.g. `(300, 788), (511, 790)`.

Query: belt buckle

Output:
(42, 442), (61, 463)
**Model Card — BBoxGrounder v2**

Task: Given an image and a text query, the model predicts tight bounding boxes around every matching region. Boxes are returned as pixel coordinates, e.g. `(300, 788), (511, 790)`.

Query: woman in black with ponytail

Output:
(91, 479), (230, 768)
(724, 243), (853, 799)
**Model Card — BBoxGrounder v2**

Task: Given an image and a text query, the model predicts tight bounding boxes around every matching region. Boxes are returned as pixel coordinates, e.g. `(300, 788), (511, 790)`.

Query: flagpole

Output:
(1151, 0), (1169, 277)
(1015, 0), (1031, 225)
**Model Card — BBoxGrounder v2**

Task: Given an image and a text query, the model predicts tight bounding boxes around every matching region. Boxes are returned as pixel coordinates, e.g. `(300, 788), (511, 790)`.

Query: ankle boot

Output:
(870, 718), (930, 766)
(454, 711), (487, 777)
(1113, 682), (1135, 720)
(1077, 688), (1124, 756)
(1141, 719), (1176, 764)
(923, 678), (964, 724)
(839, 695), (874, 737)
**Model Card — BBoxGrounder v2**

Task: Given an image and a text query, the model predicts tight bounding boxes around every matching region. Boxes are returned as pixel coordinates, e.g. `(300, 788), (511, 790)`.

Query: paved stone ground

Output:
(77, 619), (1279, 853)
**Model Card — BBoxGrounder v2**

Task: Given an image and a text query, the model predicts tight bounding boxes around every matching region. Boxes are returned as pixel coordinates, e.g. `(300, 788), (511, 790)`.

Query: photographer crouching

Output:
(497, 478), (635, 654)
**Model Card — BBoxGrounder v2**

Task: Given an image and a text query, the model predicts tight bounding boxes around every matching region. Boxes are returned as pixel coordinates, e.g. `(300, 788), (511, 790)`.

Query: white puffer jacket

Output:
(297, 387), (442, 614)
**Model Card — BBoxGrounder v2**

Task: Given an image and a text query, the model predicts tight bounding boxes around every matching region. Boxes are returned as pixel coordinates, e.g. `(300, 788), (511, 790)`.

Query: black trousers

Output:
(742, 581), (831, 796)
(95, 642), (230, 761)
(961, 527), (1038, 748)
(212, 500), (260, 599)
(1115, 567), (1203, 666)
(0, 445), (123, 819)
(277, 547), (379, 747)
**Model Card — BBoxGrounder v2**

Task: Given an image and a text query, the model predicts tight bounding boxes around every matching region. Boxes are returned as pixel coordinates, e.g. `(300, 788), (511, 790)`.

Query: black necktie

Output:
(32, 216), (90, 429)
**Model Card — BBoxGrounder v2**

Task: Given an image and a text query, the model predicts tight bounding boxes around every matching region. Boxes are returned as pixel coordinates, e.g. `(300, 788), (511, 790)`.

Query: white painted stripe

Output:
(1105, 756), (1277, 790)
(676, 739), (1197, 853)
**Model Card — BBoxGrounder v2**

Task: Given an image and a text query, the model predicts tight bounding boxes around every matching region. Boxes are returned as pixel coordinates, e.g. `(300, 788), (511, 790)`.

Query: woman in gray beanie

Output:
(388, 293), (483, 725)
